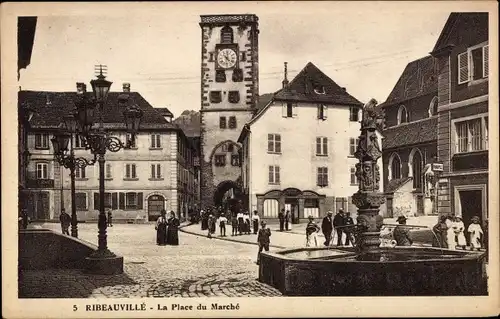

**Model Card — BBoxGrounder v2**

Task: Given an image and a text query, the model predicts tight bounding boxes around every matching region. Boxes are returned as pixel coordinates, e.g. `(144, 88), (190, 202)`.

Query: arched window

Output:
(409, 148), (423, 190)
(389, 153), (402, 180)
(429, 96), (438, 116)
(220, 25), (234, 44)
(397, 105), (409, 125)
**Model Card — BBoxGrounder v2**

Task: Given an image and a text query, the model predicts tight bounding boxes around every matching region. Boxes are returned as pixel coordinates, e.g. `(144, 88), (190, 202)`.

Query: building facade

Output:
(238, 62), (384, 222)
(199, 14), (260, 209)
(20, 86), (197, 222)
(379, 56), (438, 218)
(430, 13), (489, 224)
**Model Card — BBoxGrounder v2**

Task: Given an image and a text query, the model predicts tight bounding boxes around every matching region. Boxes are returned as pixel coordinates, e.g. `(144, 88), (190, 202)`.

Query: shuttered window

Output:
(317, 167), (328, 187)
(125, 163), (137, 179)
(268, 134), (281, 153)
(268, 166), (280, 184)
(317, 104), (328, 120)
(151, 164), (162, 179)
(458, 52), (469, 84)
(483, 45), (489, 78)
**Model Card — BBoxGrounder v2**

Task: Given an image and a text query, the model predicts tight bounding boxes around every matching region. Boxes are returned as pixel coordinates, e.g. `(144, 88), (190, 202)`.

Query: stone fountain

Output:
(258, 99), (487, 296)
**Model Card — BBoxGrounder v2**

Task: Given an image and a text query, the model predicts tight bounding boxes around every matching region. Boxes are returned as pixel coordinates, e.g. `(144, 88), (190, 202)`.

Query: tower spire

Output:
(282, 62), (289, 89)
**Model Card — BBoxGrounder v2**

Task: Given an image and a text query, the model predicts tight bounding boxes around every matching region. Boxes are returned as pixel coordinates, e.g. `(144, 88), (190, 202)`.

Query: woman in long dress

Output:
(156, 209), (168, 246)
(454, 216), (467, 250)
(166, 211), (180, 245)
(445, 215), (457, 250)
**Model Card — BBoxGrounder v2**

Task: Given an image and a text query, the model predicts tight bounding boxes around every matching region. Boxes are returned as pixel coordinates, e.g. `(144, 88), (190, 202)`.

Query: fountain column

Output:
(352, 99), (386, 253)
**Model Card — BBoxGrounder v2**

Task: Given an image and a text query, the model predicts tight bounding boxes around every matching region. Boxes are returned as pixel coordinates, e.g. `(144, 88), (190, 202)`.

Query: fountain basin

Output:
(258, 247), (487, 296)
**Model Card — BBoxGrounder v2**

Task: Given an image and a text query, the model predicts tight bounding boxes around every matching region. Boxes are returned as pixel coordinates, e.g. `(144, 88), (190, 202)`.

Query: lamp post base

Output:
(85, 249), (123, 275)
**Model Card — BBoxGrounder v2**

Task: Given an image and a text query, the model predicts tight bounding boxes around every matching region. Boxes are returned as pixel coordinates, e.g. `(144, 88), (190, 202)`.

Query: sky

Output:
(18, 2), (452, 118)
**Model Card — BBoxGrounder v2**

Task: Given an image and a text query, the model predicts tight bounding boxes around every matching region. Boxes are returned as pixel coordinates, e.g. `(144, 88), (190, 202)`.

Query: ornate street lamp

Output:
(70, 66), (143, 275)
(51, 114), (97, 238)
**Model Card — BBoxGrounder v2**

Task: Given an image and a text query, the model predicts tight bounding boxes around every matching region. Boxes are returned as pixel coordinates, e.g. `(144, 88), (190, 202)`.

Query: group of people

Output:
(312, 209), (356, 247)
(199, 208), (262, 239)
(155, 209), (180, 246)
(432, 214), (485, 251)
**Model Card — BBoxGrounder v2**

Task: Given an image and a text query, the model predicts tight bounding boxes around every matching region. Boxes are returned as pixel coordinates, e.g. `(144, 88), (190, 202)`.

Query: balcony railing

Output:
(26, 179), (55, 189)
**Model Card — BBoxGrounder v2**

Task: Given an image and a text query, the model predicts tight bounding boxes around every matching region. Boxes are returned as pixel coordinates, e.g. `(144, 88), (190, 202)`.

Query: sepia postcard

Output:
(1, 1), (499, 318)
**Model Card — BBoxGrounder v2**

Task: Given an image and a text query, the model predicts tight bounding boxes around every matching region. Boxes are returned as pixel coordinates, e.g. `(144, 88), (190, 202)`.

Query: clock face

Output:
(217, 48), (237, 69)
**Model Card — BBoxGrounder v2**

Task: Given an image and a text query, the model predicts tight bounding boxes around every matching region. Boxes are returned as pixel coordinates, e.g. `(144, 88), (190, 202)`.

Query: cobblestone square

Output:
(19, 223), (282, 298)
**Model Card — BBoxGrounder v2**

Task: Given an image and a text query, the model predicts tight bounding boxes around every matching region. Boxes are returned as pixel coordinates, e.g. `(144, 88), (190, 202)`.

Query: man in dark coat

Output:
(393, 215), (412, 246)
(257, 220), (271, 265)
(321, 211), (334, 246)
(333, 209), (345, 246)
(278, 209), (285, 231)
(284, 210), (291, 231)
(344, 212), (355, 246)
(59, 208), (71, 235)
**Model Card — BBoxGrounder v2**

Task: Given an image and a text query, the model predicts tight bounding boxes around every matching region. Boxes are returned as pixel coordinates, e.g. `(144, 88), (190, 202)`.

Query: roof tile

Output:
(382, 117), (437, 149)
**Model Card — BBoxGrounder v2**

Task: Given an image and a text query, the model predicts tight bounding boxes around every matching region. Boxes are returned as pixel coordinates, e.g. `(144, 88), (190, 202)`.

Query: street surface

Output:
(19, 223), (282, 298)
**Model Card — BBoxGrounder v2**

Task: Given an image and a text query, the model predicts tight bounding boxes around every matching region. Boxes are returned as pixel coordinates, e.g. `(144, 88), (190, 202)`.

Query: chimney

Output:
(76, 82), (86, 95)
(282, 62), (289, 89)
(123, 83), (131, 92)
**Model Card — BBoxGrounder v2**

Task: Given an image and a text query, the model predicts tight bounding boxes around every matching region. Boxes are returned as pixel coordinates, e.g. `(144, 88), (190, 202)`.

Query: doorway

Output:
(148, 195), (165, 221)
(458, 190), (483, 225)
(285, 198), (300, 224)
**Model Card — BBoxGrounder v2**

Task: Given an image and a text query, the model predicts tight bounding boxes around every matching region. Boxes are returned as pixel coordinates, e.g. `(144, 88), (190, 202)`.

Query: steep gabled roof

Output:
(273, 62), (363, 106)
(431, 13), (489, 55)
(155, 107), (174, 117)
(379, 55), (437, 108)
(19, 91), (178, 130)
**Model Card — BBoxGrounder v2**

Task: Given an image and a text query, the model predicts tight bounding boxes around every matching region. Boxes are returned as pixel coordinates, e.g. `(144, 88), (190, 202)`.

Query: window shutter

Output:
(317, 105), (321, 119)
(483, 45), (489, 78)
(323, 138), (328, 155)
(137, 192), (143, 209)
(151, 164), (155, 178)
(112, 193), (118, 209)
(323, 105), (328, 119)
(94, 193), (99, 210)
(317, 168), (321, 186)
(282, 103), (287, 117)
(458, 52), (469, 84)
(132, 164), (136, 178)
(157, 164), (162, 178)
(316, 138), (321, 155)
(119, 192), (125, 209)
(325, 167), (328, 186)
(292, 103), (298, 117)
(276, 166), (280, 184)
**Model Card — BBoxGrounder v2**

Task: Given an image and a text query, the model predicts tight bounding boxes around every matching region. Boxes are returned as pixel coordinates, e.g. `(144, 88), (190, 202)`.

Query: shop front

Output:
(256, 188), (326, 223)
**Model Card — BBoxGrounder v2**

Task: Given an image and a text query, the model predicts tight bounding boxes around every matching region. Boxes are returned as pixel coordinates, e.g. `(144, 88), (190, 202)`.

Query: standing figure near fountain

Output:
(321, 211), (334, 246)
(454, 216), (467, 250)
(333, 210), (345, 246)
(432, 215), (449, 248)
(467, 216), (483, 251)
(256, 220), (271, 265)
(445, 215), (457, 249)
(305, 215), (320, 247)
(393, 215), (413, 246)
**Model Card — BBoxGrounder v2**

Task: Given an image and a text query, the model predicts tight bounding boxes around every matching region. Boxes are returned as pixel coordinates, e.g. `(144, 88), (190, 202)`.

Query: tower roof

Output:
(200, 14), (258, 26)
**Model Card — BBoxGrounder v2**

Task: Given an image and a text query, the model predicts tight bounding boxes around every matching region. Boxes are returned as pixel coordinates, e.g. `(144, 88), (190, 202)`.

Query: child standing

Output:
(467, 216), (483, 251)
(257, 220), (271, 265)
(305, 215), (320, 247)
(207, 214), (216, 239)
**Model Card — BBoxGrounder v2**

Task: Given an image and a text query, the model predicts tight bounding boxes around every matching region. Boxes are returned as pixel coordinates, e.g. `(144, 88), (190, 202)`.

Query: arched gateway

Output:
(213, 180), (243, 213)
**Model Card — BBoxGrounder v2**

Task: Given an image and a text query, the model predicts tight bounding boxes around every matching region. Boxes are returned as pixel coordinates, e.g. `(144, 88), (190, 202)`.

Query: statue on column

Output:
(352, 98), (386, 252)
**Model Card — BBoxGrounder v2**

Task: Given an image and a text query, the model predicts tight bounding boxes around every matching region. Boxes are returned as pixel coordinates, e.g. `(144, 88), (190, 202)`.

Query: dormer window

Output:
(397, 105), (409, 125)
(314, 86), (325, 95)
(220, 25), (233, 44)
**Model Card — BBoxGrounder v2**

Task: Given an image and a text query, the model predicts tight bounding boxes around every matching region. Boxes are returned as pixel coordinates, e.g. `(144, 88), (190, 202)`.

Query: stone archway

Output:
(213, 180), (242, 213)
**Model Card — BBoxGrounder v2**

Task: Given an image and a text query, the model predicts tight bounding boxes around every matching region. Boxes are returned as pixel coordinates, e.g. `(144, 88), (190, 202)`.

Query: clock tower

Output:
(199, 14), (259, 210)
